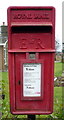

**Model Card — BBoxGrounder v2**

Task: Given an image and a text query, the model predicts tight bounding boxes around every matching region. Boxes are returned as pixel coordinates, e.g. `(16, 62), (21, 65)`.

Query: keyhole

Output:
(18, 80), (20, 85)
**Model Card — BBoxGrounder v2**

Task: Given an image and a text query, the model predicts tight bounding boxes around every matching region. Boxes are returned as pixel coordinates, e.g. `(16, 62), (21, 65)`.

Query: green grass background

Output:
(55, 62), (62, 77)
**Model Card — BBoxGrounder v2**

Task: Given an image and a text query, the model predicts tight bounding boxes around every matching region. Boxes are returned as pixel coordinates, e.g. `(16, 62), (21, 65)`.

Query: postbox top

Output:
(7, 6), (55, 10)
(7, 6), (55, 52)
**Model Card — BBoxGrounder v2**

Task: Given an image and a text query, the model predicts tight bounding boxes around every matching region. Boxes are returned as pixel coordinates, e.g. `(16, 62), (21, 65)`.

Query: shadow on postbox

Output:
(7, 6), (55, 115)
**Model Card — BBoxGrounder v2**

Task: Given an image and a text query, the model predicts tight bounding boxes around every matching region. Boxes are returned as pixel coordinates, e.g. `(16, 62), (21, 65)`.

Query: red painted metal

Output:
(7, 6), (55, 115)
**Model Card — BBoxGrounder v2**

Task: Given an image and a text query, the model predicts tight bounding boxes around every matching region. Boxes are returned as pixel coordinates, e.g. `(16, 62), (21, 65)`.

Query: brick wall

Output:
(0, 46), (4, 71)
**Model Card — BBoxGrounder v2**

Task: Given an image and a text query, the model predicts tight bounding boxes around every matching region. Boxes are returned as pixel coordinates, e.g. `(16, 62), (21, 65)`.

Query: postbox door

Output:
(15, 53), (44, 110)
(14, 52), (54, 112)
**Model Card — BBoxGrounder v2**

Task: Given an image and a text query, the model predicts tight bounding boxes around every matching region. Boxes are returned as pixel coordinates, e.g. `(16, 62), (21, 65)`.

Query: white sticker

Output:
(23, 63), (41, 97)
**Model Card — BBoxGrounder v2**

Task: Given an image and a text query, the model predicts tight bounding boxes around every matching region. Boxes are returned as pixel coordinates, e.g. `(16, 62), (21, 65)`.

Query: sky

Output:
(0, 0), (63, 51)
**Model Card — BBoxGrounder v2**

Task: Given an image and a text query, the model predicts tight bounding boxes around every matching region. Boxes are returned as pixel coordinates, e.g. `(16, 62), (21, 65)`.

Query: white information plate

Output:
(23, 63), (41, 97)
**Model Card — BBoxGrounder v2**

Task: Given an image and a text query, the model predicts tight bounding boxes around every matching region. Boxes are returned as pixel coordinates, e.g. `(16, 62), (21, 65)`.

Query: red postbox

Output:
(7, 6), (55, 115)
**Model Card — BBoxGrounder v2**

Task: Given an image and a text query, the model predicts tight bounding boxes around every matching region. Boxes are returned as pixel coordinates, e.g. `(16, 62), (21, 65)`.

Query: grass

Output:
(0, 62), (64, 119)
(54, 62), (62, 77)
(53, 87), (63, 119)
